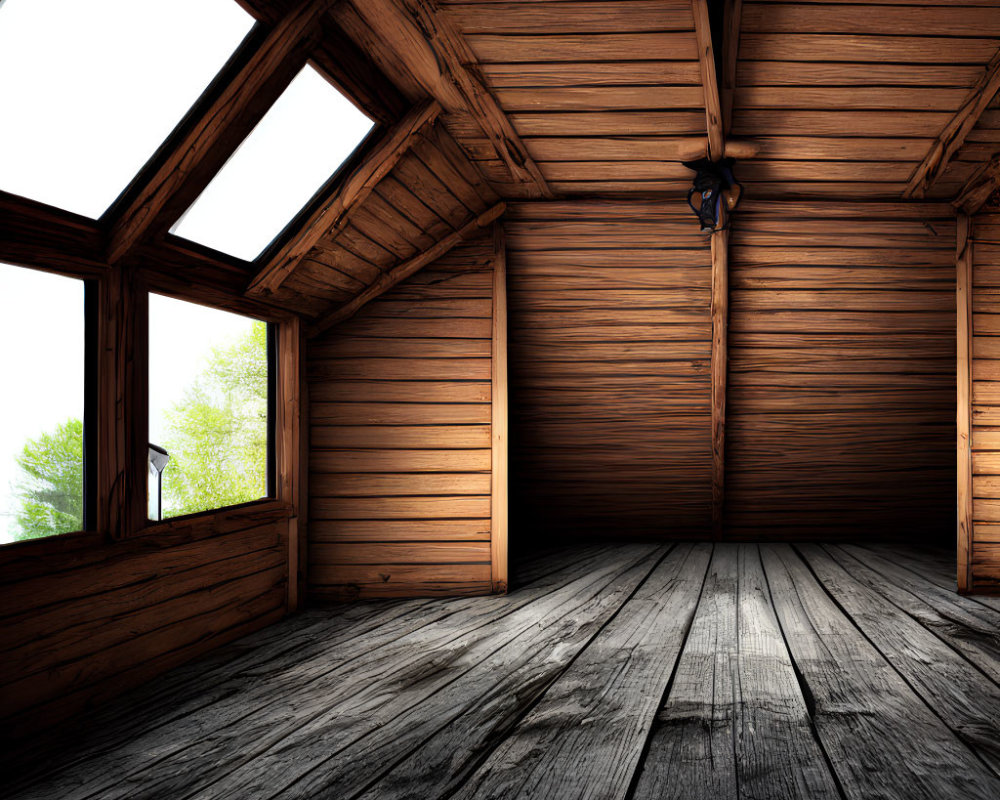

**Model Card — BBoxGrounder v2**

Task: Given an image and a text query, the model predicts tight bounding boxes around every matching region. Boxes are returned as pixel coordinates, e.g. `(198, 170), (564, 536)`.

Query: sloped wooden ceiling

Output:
(216, 0), (1000, 325)
(437, 0), (709, 195)
(729, 0), (1000, 199)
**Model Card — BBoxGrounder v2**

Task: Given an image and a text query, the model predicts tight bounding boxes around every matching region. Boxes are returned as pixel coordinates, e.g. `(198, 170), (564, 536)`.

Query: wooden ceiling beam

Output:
(0, 192), (106, 279)
(345, 0), (553, 198)
(307, 201), (505, 338)
(692, 0), (725, 160)
(246, 99), (443, 297)
(721, 0), (742, 138)
(953, 154), (1000, 216)
(905, 48), (1000, 199)
(106, 0), (336, 264)
(313, 19), (410, 125)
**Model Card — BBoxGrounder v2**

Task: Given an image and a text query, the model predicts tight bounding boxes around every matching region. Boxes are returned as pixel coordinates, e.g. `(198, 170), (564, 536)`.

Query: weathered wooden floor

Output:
(7, 542), (1000, 800)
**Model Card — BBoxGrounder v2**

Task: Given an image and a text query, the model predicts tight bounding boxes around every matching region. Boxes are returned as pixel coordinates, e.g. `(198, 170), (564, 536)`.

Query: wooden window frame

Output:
(0, 256), (302, 562)
(161, 62), (389, 272)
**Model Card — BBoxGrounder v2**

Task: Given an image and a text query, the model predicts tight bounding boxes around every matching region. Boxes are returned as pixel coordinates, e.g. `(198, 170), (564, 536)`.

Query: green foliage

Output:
(8, 320), (269, 539)
(159, 321), (268, 518)
(12, 418), (83, 541)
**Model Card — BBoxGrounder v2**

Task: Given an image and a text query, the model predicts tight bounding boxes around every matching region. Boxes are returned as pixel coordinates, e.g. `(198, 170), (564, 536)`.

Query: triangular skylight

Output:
(0, 0), (254, 219)
(169, 65), (375, 262)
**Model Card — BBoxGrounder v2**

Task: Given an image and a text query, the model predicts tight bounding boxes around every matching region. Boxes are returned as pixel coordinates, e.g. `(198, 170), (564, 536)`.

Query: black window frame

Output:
(0, 262), (99, 546)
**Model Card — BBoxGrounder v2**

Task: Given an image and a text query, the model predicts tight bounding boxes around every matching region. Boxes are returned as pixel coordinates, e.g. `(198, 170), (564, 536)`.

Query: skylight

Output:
(0, 0), (255, 219)
(169, 65), (375, 262)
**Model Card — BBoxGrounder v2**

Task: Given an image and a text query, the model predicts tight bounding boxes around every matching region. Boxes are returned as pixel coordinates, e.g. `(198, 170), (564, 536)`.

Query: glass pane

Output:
(149, 294), (269, 520)
(170, 65), (375, 261)
(0, 263), (85, 544)
(0, 0), (254, 218)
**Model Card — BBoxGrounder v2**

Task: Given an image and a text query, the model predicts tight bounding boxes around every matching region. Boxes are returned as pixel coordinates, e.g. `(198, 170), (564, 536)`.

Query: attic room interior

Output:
(5, 0), (1000, 797)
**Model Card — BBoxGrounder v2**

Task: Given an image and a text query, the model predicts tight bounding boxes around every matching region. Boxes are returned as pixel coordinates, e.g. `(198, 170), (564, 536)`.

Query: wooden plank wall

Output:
(970, 210), (1000, 590)
(504, 201), (713, 539)
(307, 232), (504, 598)
(726, 200), (957, 539)
(0, 505), (288, 742)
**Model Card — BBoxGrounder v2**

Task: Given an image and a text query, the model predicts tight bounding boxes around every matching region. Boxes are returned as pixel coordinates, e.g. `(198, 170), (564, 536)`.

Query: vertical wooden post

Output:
(277, 316), (305, 611)
(711, 227), (729, 539)
(100, 265), (147, 538)
(491, 222), (509, 594)
(957, 214), (974, 593)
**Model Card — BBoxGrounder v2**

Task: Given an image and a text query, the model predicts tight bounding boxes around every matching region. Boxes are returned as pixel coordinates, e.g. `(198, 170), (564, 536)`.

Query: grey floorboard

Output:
(6, 542), (1000, 800)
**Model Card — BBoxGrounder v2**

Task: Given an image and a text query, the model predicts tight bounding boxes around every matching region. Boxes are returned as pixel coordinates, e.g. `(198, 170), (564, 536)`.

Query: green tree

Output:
(8, 322), (268, 536)
(159, 321), (268, 518)
(11, 418), (83, 541)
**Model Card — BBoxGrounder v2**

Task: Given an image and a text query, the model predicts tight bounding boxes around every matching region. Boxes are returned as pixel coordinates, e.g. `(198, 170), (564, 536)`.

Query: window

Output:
(0, 0), (254, 218)
(0, 263), (93, 544)
(148, 294), (272, 520)
(169, 64), (375, 261)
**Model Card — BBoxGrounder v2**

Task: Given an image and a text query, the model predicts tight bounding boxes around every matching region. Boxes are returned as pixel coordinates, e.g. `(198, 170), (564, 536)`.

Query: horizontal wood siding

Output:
(727, 201), (957, 539)
(505, 201), (713, 538)
(0, 505), (289, 742)
(732, 2), (1000, 200)
(307, 234), (499, 598)
(438, 0), (706, 195)
(971, 211), (1000, 590)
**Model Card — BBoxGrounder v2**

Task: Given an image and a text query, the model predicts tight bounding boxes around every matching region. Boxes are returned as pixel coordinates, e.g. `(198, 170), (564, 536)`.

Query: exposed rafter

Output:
(721, 0), (743, 137)
(246, 99), (443, 297)
(106, 0), (336, 264)
(308, 201), (505, 337)
(905, 48), (1000, 199)
(0, 192), (106, 279)
(692, 0), (725, 160)
(344, 0), (553, 198)
(954, 154), (1000, 216)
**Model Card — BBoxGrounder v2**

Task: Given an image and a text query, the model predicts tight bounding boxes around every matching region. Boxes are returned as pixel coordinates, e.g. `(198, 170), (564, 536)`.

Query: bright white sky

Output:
(171, 64), (374, 261)
(0, 0), (255, 219)
(148, 293), (257, 447)
(0, 264), (84, 542)
(0, 276), (256, 544)
(0, 0), (373, 541)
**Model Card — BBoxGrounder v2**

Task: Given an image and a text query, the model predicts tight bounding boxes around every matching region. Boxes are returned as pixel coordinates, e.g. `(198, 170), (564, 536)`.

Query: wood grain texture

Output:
(633, 544), (840, 800)
(711, 228), (728, 539)
(0, 513), (288, 747)
(906, 47), (1000, 199)
(452, 543), (711, 800)
(505, 201), (713, 538)
(307, 202), (504, 337)
(726, 201), (956, 539)
(106, 0), (330, 262)
(970, 212), (1000, 590)
(491, 224), (509, 592)
(692, 0), (723, 159)
(801, 543), (1000, 774)
(307, 233), (505, 599)
(441, 0), (706, 195)
(761, 544), (1000, 800)
(343, 0), (551, 196)
(730, 3), (1000, 200)
(246, 99), (443, 296)
(960, 215), (974, 592)
(6, 541), (995, 799)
